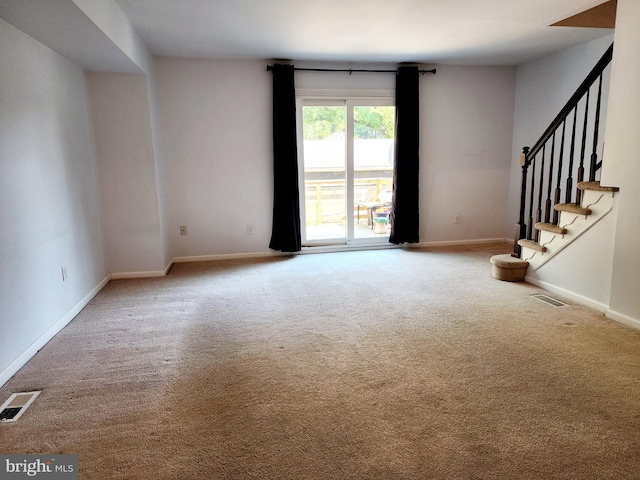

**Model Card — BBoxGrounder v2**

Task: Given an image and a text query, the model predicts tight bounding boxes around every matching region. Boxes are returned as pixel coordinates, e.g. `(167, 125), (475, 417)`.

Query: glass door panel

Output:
(301, 104), (346, 243)
(352, 105), (395, 241)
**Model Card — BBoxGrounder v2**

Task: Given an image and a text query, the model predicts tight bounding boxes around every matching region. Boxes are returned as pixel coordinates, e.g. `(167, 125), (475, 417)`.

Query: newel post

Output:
(513, 147), (530, 257)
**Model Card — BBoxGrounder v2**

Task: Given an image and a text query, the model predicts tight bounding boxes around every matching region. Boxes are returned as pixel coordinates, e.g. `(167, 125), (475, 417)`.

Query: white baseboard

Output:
(110, 260), (174, 279)
(605, 309), (640, 331)
(411, 238), (512, 248)
(524, 275), (609, 313)
(526, 282), (640, 332)
(527, 280), (640, 332)
(300, 243), (401, 254)
(172, 239), (513, 263)
(0, 275), (111, 389)
(164, 260), (174, 275)
(173, 251), (291, 263)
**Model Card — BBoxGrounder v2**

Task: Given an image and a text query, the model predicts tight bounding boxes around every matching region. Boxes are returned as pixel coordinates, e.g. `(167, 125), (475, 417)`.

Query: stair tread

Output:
(535, 222), (567, 234)
(517, 239), (547, 253)
(577, 181), (619, 192)
(554, 203), (592, 215)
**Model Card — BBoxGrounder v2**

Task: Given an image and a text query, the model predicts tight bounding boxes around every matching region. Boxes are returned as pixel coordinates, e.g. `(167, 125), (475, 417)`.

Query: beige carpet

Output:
(1, 243), (640, 479)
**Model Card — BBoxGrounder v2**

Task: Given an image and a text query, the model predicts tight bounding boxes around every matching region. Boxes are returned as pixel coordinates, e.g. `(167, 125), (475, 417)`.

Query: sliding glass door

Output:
(298, 98), (395, 246)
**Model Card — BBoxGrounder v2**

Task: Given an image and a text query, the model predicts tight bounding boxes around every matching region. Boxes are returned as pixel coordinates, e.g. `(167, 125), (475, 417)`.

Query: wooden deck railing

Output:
(304, 177), (392, 225)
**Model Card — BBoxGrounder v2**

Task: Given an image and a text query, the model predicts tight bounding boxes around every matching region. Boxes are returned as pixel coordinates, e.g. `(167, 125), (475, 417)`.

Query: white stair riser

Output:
(522, 189), (615, 270)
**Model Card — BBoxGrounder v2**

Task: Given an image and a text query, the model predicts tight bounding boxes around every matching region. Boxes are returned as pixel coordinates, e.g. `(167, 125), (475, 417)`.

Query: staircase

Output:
(492, 43), (618, 282)
(513, 43), (619, 259)
(517, 181), (618, 270)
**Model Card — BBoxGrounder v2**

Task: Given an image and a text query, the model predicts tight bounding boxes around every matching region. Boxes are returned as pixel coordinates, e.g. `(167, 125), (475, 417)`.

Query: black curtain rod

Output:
(266, 65), (436, 75)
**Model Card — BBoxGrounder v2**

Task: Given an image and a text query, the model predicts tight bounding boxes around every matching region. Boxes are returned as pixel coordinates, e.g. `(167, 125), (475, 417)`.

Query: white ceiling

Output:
(114, 0), (614, 65)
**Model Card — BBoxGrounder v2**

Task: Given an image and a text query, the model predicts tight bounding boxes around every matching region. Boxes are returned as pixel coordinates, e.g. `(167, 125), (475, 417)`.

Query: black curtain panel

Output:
(389, 66), (420, 245)
(269, 64), (302, 252)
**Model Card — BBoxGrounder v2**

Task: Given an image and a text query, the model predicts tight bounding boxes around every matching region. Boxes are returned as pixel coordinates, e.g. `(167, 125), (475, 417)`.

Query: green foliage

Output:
(303, 107), (345, 140)
(303, 106), (395, 140)
(354, 106), (395, 139)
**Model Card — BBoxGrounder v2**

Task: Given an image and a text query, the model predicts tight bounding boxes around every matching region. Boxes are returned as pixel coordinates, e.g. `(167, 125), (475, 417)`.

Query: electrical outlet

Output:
(454, 214), (461, 224)
(247, 225), (254, 235)
(180, 226), (188, 235)
(61, 266), (67, 281)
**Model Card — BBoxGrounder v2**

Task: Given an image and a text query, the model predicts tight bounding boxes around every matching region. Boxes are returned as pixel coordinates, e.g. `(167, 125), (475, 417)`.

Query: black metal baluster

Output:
(527, 155), (536, 240)
(565, 107), (578, 203)
(553, 121), (566, 225)
(546, 133), (556, 224)
(535, 143), (546, 241)
(589, 73), (604, 181)
(513, 146), (530, 257)
(577, 90), (590, 205)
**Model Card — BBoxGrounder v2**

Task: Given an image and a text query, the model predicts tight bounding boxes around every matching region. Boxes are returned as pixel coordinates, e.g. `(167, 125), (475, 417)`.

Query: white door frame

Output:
(297, 93), (395, 246)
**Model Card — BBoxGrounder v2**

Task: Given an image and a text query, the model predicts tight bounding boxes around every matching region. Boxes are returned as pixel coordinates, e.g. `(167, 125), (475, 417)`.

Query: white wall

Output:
(420, 65), (516, 243)
(145, 66), (172, 270)
(156, 58), (516, 257)
(529, 197), (618, 311)
(156, 58), (274, 257)
(601, 0), (640, 326)
(87, 72), (169, 275)
(77, 0), (171, 275)
(0, 19), (107, 378)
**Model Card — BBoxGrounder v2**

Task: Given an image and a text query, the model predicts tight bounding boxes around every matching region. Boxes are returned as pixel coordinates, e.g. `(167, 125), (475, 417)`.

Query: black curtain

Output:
(269, 64), (302, 252)
(389, 66), (420, 244)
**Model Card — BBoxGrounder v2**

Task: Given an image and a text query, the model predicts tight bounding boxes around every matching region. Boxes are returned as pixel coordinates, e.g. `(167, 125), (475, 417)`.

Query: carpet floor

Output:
(1, 243), (639, 479)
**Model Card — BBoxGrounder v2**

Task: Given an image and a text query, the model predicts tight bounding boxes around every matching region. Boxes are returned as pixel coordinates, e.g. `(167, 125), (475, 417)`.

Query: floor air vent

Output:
(532, 294), (569, 307)
(0, 391), (41, 423)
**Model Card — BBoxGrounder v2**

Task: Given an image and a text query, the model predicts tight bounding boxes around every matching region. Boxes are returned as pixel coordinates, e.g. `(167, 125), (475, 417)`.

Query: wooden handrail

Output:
(525, 44), (613, 165)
